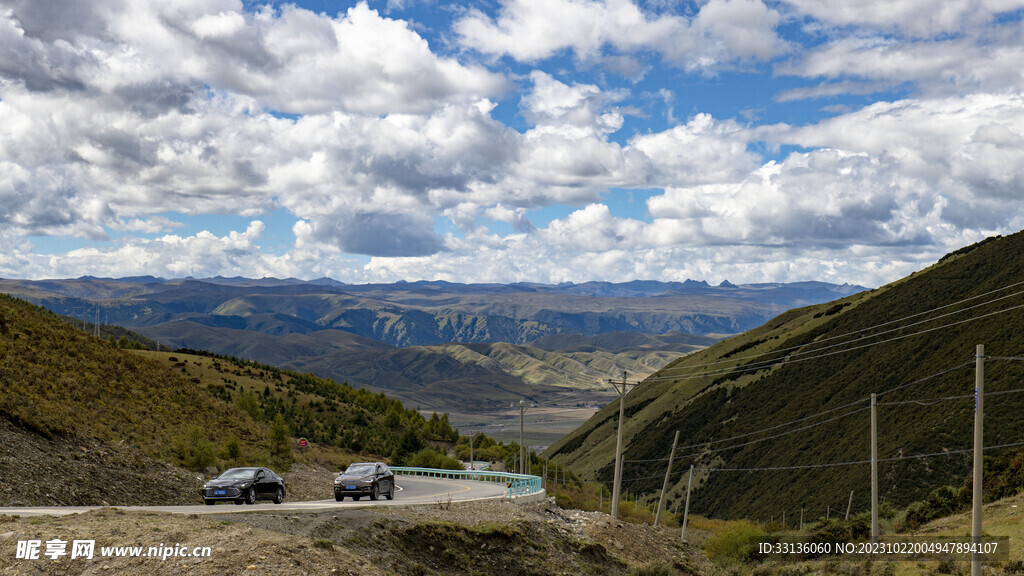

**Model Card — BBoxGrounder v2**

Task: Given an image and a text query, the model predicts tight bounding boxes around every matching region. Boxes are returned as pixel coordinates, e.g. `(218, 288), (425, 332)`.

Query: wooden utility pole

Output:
(655, 430), (680, 526)
(972, 344), (985, 576)
(871, 392), (878, 543)
(681, 464), (694, 542)
(846, 491), (854, 521)
(610, 372), (638, 518)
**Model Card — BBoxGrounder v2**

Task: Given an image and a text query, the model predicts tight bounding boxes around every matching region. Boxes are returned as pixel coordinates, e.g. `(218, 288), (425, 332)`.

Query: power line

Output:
(625, 405), (871, 463)
(623, 361), (970, 462)
(617, 385), (1024, 484)
(677, 406), (872, 461)
(640, 284), (1024, 384)
(640, 301), (1024, 384)
(878, 387), (1024, 406)
(645, 280), (1024, 381)
(619, 440), (1024, 479)
(877, 394), (972, 406)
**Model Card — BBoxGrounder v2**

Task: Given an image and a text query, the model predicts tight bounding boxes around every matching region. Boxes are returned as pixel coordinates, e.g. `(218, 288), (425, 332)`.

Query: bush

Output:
(807, 519), (852, 544)
(705, 520), (766, 564)
(177, 426), (215, 471)
(404, 448), (464, 470)
(897, 485), (970, 532)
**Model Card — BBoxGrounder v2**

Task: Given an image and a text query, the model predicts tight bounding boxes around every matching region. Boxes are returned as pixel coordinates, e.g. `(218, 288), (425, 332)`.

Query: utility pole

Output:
(845, 491), (854, 521)
(553, 463), (557, 499)
(871, 392), (878, 543)
(681, 464), (694, 542)
(469, 433), (475, 471)
(972, 344), (984, 576)
(611, 372), (638, 518)
(655, 430), (680, 526)
(517, 400), (534, 475)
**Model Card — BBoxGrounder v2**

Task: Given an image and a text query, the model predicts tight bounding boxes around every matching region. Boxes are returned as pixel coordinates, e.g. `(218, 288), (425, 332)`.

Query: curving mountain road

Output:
(0, 476), (513, 517)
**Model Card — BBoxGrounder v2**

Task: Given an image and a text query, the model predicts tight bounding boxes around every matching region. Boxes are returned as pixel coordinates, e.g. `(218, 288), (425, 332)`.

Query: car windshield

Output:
(343, 464), (375, 476)
(218, 468), (257, 480)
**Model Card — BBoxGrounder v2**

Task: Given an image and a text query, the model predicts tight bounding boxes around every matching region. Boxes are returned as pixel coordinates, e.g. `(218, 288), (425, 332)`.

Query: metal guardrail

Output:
(391, 467), (543, 498)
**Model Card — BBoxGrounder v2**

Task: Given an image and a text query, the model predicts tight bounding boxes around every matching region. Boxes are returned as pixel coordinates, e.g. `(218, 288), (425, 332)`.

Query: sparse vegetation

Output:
(549, 231), (1024, 522)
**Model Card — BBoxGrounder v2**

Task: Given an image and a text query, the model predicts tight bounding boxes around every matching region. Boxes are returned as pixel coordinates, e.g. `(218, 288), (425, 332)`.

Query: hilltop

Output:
(547, 232), (1024, 521)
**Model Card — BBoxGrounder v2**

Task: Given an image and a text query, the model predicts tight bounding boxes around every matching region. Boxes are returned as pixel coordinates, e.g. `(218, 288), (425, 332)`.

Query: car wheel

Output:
(352, 495), (360, 501)
(335, 494), (344, 502)
(385, 484), (394, 501)
(204, 499), (215, 506)
(273, 487), (284, 504)
(370, 484), (378, 501)
(246, 487), (257, 505)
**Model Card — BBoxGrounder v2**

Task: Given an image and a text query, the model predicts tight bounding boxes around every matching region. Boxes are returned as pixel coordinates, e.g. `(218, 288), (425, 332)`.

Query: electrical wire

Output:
(620, 361), (971, 464)
(639, 294), (1024, 385)
(642, 279), (1024, 381)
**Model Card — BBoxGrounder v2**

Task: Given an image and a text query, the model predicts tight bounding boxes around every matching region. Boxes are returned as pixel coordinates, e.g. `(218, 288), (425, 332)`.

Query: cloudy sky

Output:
(1, 0), (1023, 286)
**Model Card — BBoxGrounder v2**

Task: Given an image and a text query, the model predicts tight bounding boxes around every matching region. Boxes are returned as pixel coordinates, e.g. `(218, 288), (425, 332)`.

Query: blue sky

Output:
(1, 0), (1024, 285)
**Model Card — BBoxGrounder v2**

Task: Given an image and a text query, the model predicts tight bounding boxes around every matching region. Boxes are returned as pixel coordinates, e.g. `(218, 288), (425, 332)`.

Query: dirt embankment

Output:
(0, 419), (204, 507)
(0, 419), (350, 507)
(0, 499), (713, 575)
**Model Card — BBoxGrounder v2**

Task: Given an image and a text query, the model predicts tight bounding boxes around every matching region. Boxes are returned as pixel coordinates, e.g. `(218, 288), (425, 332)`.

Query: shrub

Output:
(177, 426), (215, 471)
(705, 520), (766, 564)
(897, 485), (970, 532)
(807, 519), (852, 545)
(404, 448), (464, 470)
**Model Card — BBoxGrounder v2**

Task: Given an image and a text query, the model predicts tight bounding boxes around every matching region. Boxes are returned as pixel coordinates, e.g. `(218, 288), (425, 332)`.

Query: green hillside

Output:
(126, 319), (712, 414)
(546, 232), (1024, 521)
(0, 293), (271, 465)
(0, 294), (463, 505)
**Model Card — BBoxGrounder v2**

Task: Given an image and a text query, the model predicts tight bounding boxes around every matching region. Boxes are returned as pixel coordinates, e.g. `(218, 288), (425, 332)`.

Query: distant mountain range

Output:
(0, 277), (865, 412)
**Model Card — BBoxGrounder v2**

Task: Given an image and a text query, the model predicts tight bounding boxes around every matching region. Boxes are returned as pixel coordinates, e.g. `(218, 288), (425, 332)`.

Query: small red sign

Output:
(298, 438), (308, 448)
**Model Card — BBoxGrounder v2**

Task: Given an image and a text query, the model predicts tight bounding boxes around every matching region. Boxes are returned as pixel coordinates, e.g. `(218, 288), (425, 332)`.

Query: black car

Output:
(334, 462), (395, 501)
(201, 467), (286, 505)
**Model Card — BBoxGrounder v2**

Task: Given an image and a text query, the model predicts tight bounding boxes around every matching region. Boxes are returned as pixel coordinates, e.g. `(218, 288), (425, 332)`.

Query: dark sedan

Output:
(334, 462), (395, 501)
(201, 467), (286, 505)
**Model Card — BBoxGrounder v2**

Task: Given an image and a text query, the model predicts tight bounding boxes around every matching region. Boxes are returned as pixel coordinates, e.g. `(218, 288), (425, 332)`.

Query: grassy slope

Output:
(0, 293), (270, 465)
(0, 294), (458, 485)
(547, 232), (1024, 521)
(133, 349), (444, 463)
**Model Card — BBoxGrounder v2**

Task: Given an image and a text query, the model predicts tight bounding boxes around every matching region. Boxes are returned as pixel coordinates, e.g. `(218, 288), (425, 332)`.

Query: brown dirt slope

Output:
(0, 499), (712, 575)
(0, 419), (203, 507)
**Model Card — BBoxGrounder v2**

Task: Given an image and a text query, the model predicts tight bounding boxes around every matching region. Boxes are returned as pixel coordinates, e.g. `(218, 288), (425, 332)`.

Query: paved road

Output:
(0, 476), (510, 517)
